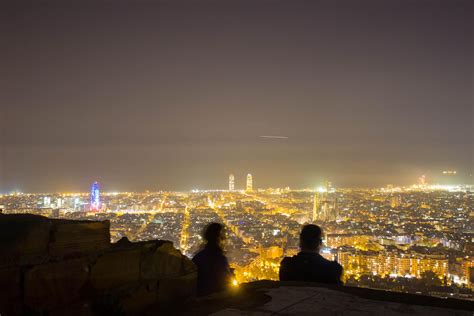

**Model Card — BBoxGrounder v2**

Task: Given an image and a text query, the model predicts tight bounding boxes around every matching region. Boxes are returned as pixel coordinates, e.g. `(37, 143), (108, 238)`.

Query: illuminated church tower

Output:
(314, 181), (338, 222)
(90, 181), (100, 211)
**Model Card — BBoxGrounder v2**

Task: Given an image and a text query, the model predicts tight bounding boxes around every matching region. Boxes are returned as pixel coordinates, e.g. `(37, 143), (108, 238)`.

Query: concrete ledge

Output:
(174, 281), (474, 315)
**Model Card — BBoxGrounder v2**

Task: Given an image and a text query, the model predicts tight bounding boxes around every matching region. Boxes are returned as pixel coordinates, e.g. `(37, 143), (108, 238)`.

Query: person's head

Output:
(203, 222), (225, 249)
(299, 224), (322, 252)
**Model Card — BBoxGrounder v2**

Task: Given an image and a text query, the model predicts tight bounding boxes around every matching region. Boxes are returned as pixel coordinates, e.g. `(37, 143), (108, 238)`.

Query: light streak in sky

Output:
(259, 136), (289, 139)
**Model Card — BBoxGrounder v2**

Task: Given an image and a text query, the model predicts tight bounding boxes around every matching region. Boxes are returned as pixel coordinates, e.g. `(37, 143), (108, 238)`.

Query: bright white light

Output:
(321, 248), (331, 254)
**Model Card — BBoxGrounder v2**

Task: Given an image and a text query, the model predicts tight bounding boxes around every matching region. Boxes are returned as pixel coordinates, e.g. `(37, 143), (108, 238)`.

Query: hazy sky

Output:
(1, 0), (472, 192)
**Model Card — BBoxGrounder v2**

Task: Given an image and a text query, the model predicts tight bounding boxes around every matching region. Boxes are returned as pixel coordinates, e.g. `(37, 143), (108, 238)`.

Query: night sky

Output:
(1, 0), (472, 192)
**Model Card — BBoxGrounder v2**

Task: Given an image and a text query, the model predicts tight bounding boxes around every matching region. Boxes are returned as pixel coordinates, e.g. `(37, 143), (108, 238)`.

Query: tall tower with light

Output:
(246, 173), (253, 192)
(90, 181), (100, 212)
(312, 191), (321, 222)
(229, 174), (235, 191)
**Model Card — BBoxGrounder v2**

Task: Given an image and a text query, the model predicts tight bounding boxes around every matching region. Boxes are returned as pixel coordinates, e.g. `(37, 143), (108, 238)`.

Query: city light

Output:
(1, 178), (472, 300)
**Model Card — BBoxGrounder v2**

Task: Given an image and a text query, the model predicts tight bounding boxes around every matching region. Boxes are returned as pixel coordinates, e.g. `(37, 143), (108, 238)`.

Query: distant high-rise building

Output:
(74, 197), (81, 210)
(333, 198), (338, 221)
(325, 180), (333, 193)
(43, 196), (51, 207)
(312, 191), (321, 222)
(246, 173), (253, 192)
(229, 174), (235, 191)
(90, 181), (100, 211)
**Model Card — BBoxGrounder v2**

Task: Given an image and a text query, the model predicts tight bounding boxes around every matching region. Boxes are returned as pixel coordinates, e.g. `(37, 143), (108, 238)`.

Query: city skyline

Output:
(1, 184), (472, 298)
(1, 173), (471, 195)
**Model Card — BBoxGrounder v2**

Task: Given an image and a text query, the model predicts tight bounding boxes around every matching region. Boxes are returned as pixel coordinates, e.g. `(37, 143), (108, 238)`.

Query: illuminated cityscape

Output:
(1, 177), (472, 300)
(2, 0), (471, 312)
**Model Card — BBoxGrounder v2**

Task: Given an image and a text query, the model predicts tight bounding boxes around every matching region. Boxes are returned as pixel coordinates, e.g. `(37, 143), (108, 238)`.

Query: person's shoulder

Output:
(281, 256), (297, 264)
(314, 255), (341, 271)
(216, 251), (229, 264)
(192, 248), (206, 262)
(329, 260), (343, 271)
(320, 256), (342, 268)
(324, 259), (343, 278)
(280, 256), (296, 268)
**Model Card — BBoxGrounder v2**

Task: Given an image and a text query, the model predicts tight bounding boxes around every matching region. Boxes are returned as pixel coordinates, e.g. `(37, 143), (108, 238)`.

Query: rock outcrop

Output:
(0, 214), (197, 315)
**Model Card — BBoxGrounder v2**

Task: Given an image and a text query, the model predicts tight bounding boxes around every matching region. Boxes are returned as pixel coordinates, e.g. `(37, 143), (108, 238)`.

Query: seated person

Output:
(192, 222), (234, 296)
(279, 224), (343, 284)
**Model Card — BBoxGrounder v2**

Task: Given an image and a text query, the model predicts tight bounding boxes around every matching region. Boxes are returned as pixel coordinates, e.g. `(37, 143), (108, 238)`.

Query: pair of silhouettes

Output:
(192, 223), (343, 296)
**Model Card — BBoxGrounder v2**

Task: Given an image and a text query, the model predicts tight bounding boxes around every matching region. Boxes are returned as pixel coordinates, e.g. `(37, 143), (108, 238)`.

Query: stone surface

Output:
(210, 285), (473, 316)
(0, 267), (22, 315)
(141, 242), (188, 280)
(49, 220), (110, 258)
(157, 271), (198, 303)
(0, 214), (51, 266)
(121, 282), (159, 313)
(90, 248), (142, 290)
(24, 258), (90, 310)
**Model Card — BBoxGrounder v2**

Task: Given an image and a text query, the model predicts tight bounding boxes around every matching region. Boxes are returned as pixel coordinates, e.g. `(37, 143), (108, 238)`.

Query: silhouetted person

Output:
(279, 224), (343, 284)
(192, 223), (234, 296)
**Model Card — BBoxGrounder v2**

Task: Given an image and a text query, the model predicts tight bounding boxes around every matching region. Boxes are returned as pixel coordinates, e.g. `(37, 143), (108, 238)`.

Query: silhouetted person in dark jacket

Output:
(192, 223), (234, 296)
(279, 224), (343, 284)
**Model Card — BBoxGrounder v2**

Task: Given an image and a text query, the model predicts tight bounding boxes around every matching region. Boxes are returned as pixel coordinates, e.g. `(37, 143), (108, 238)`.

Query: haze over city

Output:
(1, 0), (472, 193)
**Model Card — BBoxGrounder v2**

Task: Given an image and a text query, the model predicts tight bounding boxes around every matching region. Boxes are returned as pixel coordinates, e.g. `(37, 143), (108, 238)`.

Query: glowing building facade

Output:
(90, 181), (100, 211)
(314, 181), (338, 222)
(246, 174), (253, 192)
(390, 195), (401, 208)
(43, 196), (51, 207)
(229, 174), (235, 191)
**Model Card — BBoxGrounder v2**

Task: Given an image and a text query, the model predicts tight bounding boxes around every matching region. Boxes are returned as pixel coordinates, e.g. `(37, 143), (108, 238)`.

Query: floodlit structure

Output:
(246, 173), (253, 192)
(314, 181), (338, 222)
(90, 181), (100, 211)
(229, 174), (235, 191)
